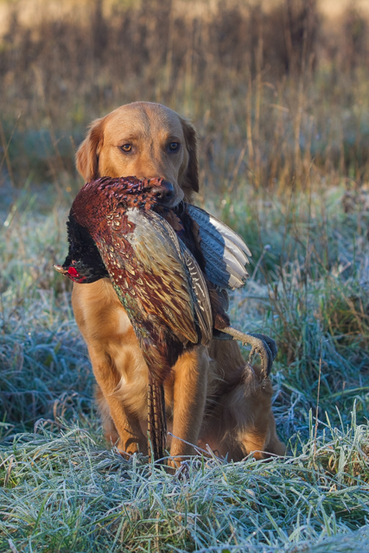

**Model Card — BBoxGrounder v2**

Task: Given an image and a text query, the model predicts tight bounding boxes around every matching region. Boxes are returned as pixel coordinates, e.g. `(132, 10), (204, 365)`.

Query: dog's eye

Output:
(120, 144), (132, 153)
(168, 142), (180, 152)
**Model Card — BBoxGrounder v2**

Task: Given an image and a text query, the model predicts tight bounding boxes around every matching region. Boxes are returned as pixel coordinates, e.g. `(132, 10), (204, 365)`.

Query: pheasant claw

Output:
(220, 327), (277, 378)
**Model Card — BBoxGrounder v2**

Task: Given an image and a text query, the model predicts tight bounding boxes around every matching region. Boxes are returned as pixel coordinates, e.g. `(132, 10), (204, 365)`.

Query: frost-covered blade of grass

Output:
(1, 183), (369, 551)
(0, 419), (368, 552)
(1, 192), (95, 434)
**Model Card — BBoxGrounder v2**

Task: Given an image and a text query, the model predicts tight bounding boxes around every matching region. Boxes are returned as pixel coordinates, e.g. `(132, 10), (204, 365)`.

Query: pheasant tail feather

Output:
(147, 375), (167, 463)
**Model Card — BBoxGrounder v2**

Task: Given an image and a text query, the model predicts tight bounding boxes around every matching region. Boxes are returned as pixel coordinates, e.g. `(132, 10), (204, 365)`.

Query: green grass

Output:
(1, 182), (368, 552)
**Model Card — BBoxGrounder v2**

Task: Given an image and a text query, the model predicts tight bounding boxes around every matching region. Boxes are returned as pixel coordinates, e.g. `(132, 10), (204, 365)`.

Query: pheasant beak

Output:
(54, 264), (68, 275)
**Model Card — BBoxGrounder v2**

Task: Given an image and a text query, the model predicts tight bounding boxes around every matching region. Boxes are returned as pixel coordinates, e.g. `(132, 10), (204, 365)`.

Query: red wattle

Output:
(68, 267), (79, 277)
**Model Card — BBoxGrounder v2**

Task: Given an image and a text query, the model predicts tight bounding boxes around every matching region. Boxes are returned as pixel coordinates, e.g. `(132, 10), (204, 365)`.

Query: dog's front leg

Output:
(169, 346), (209, 466)
(89, 347), (148, 456)
(72, 281), (148, 456)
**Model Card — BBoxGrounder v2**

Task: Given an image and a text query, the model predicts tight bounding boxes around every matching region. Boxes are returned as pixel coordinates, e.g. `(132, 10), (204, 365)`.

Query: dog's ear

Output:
(180, 117), (199, 193)
(76, 117), (105, 181)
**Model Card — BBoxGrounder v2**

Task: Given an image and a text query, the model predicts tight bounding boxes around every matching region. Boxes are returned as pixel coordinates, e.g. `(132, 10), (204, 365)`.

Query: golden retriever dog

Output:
(73, 101), (285, 465)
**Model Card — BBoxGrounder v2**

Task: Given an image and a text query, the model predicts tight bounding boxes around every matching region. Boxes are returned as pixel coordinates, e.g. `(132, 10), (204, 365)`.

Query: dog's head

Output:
(76, 102), (199, 207)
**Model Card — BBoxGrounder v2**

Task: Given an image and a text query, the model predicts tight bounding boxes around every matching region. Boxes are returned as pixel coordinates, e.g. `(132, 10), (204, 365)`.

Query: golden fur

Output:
(73, 101), (285, 465)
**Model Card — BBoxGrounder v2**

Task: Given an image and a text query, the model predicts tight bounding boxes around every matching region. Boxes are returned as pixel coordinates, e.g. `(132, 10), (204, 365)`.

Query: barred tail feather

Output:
(148, 375), (167, 463)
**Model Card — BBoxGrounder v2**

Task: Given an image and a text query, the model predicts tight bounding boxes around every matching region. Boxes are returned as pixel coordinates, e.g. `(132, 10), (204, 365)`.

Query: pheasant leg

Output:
(219, 327), (277, 378)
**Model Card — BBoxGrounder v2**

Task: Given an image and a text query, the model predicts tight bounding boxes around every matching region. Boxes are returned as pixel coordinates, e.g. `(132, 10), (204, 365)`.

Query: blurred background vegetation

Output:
(1, 0), (369, 193)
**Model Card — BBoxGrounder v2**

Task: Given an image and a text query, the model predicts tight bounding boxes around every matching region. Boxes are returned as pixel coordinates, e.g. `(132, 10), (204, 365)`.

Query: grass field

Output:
(1, 0), (369, 551)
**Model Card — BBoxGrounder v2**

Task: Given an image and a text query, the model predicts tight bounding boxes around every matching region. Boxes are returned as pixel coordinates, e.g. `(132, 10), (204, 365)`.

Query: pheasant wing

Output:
(178, 244), (213, 345)
(127, 209), (213, 345)
(146, 210), (213, 344)
(186, 204), (251, 289)
(92, 208), (212, 346)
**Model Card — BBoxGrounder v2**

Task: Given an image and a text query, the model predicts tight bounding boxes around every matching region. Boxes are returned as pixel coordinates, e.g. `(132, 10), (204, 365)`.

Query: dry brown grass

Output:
(1, 0), (369, 192)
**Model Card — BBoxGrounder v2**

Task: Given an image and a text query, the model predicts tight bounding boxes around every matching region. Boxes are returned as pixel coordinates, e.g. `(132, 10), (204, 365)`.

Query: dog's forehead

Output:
(104, 104), (184, 141)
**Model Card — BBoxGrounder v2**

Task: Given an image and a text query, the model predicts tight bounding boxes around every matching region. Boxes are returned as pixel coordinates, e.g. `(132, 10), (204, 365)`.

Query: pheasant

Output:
(55, 176), (276, 462)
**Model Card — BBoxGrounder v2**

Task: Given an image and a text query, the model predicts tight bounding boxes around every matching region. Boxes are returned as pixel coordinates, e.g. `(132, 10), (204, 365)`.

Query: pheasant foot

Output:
(219, 327), (277, 378)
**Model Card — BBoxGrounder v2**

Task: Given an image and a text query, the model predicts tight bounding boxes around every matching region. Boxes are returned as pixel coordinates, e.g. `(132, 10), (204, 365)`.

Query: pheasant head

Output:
(55, 176), (171, 283)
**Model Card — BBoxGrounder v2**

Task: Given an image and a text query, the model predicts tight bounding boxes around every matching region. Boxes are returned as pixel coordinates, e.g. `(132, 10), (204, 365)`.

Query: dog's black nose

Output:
(151, 180), (174, 203)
